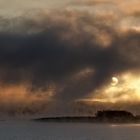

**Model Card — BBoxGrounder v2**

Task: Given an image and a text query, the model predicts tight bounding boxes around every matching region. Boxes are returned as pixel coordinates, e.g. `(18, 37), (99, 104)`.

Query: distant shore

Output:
(33, 110), (140, 123)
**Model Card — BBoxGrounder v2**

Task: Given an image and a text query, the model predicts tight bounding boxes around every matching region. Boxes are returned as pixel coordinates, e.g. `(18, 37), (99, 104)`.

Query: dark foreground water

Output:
(0, 121), (140, 140)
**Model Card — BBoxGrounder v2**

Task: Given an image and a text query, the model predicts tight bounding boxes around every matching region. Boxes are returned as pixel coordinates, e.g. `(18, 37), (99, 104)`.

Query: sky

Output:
(0, 0), (72, 16)
(0, 0), (140, 118)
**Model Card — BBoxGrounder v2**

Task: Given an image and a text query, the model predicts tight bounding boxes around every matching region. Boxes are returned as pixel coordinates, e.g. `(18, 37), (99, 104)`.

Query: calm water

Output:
(0, 121), (140, 140)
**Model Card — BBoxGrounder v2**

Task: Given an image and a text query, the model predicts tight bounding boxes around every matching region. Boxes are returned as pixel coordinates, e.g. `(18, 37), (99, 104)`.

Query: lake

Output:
(0, 121), (140, 140)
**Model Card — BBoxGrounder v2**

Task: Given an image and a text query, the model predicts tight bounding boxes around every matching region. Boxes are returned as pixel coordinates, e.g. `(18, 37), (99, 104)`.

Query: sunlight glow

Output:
(111, 77), (119, 86)
(83, 73), (140, 104)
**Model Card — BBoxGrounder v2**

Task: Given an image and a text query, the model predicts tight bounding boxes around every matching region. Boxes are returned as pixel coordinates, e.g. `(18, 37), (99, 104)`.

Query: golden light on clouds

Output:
(80, 73), (140, 104)
(118, 0), (140, 14)
(119, 17), (140, 33)
(0, 83), (54, 105)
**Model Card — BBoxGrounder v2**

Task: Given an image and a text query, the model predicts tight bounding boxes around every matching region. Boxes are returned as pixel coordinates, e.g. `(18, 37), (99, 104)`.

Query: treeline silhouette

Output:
(34, 110), (140, 123)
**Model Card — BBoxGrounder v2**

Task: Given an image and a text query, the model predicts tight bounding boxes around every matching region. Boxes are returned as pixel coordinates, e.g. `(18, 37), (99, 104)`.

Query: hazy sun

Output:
(81, 72), (140, 104)
(111, 77), (119, 86)
(102, 73), (140, 103)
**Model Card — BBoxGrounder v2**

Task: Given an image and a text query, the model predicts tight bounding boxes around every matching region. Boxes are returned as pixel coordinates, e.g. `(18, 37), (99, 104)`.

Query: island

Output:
(34, 110), (140, 123)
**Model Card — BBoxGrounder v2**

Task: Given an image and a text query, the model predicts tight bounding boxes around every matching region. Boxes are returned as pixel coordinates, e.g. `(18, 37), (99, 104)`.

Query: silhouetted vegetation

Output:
(34, 110), (140, 123)
(95, 110), (135, 123)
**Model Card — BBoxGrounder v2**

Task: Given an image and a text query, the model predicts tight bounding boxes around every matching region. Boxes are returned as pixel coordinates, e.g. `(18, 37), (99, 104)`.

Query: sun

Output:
(111, 77), (119, 86)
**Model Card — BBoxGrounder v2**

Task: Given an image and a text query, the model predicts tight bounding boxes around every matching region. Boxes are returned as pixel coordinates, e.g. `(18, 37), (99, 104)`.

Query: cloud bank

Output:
(0, 0), (140, 117)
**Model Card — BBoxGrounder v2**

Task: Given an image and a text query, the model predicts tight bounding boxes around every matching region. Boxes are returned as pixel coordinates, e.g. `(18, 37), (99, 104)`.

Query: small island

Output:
(34, 110), (140, 123)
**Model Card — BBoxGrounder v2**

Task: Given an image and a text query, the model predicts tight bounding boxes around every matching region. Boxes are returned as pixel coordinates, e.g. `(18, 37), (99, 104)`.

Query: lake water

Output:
(0, 121), (140, 140)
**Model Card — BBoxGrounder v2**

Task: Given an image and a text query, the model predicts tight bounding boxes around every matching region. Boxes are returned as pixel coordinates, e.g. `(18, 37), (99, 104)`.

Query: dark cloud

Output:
(0, 7), (139, 116)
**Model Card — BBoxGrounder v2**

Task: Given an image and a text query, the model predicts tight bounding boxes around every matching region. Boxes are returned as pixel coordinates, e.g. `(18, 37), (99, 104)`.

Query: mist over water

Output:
(0, 121), (140, 140)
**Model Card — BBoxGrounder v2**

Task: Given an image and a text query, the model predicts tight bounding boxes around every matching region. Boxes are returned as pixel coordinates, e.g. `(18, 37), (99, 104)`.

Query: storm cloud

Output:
(0, 0), (140, 117)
